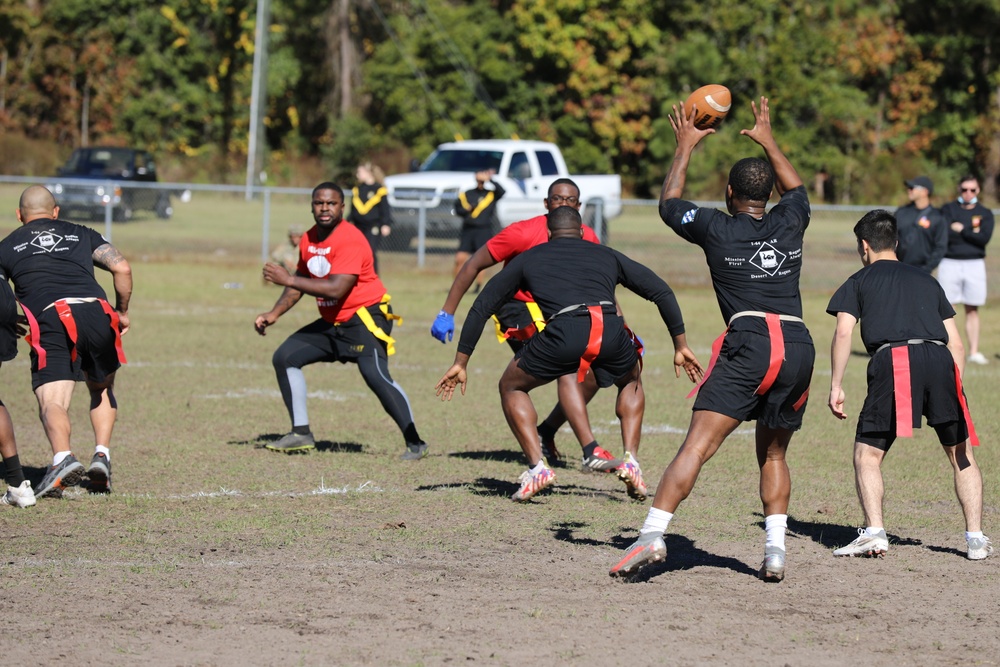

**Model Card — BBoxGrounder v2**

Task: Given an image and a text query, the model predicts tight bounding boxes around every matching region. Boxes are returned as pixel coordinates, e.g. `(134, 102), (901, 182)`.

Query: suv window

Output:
(536, 151), (559, 176)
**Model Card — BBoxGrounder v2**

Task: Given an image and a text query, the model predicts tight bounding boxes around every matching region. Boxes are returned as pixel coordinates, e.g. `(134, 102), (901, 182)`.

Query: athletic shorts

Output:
(0, 287), (18, 363)
(458, 225), (493, 255)
(281, 304), (394, 365)
(856, 342), (967, 450)
(515, 311), (637, 388)
(30, 301), (121, 390)
(693, 328), (815, 430)
(937, 258), (986, 306)
(495, 300), (538, 354)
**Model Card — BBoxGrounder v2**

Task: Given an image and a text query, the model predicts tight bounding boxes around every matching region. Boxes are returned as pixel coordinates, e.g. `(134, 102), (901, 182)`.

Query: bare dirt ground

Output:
(3, 450), (998, 667)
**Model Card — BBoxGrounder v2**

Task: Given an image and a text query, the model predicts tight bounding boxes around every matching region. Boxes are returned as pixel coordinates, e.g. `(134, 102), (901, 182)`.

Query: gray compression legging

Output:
(271, 322), (418, 443)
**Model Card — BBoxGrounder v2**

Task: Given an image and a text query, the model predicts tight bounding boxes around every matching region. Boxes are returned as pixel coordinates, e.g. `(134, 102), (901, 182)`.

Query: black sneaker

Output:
(265, 431), (316, 454)
(401, 442), (428, 461)
(88, 452), (112, 493)
(35, 455), (85, 499)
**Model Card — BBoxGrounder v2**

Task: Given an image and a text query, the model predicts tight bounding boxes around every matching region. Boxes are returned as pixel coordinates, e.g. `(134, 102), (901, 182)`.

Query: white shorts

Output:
(937, 258), (987, 306)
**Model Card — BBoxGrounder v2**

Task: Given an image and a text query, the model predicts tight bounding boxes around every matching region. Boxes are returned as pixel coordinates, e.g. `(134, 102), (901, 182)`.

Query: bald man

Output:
(0, 185), (132, 498)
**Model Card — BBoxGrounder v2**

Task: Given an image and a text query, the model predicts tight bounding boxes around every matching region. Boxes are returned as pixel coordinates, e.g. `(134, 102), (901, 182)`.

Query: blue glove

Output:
(431, 310), (455, 343)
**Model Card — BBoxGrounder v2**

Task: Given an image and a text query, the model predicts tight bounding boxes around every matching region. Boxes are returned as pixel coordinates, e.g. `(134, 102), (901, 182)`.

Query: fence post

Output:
(593, 199), (605, 244)
(417, 194), (427, 268)
(261, 188), (271, 264)
(104, 179), (114, 240)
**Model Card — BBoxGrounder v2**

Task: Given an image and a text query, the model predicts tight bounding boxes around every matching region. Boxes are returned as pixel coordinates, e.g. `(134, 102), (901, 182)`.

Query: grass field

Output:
(0, 185), (997, 666)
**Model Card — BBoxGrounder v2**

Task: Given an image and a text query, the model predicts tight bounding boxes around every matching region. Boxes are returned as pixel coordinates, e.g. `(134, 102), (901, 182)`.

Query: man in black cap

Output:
(895, 176), (947, 273)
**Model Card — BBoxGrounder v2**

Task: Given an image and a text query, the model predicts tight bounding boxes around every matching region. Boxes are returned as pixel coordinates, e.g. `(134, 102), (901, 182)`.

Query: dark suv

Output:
(48, 147), (173, 221)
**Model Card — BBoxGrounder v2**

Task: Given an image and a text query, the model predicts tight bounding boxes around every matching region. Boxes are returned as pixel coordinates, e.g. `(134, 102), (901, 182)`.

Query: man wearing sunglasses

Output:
(938, 175), (995, 365)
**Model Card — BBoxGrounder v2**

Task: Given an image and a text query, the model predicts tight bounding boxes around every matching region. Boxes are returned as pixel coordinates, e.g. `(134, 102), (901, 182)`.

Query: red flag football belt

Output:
(21, 298), (126, 371)
(687, 311), (807, 407)
(875, 339), (979, 446)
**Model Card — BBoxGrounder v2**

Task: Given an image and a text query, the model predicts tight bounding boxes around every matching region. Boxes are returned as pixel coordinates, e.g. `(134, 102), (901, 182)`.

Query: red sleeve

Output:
(583, 225), (599, 243)
(486, 219), (532, 262)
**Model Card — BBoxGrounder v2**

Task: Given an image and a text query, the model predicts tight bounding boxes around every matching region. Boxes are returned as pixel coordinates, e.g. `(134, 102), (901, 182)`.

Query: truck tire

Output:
(155, 195), (173, 219)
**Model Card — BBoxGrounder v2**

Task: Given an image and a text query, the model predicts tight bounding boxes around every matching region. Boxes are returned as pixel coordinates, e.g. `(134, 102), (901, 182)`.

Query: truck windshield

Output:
(62, 148), (135, 176)
(420, 149), (503, 173)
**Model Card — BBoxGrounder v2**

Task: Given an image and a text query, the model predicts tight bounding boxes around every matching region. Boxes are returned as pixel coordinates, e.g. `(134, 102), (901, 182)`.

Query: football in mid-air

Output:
(682, 85), (731, 130)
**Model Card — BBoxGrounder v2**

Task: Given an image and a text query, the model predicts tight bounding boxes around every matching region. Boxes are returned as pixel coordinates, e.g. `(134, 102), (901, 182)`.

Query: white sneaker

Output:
(1, 480), (37, 508)
(968, 536), (992, 560)
(967, 352), (989, 365)
(833, 528), (888, 557)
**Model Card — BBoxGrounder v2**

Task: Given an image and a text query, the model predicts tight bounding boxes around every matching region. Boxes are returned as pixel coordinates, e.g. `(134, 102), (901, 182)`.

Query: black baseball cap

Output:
(904, 176), (934, 195)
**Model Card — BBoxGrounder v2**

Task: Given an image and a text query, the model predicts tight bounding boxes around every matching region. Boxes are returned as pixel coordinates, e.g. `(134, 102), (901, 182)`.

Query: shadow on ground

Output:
(232, 433), (364, 454)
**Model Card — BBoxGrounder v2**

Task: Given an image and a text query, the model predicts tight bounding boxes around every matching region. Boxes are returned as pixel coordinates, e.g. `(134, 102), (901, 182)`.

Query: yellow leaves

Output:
(160, 5), (190, 41)
(287, 106), (299, 129)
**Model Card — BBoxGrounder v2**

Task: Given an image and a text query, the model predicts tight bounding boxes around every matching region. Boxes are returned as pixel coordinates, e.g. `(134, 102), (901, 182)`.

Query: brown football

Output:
(682, 84), (732, 130)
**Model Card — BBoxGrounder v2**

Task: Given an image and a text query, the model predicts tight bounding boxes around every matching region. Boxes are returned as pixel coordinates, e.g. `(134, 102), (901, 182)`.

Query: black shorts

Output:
(856, 343), (967, 449)
(30, 301), (121, 390)
(458, 225), (493, 254)
(281, 305), (394, 365)
(0, 292), (18, 363)
(693, 328), (815, 430)
(515, 311), (637, 388)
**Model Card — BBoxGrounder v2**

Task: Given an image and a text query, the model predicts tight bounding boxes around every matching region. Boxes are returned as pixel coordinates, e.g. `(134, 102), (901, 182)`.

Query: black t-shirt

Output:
(457, 236), (684, 356)
(826, 259), (955, 355)
(659, 185), (811, 341)
(0, 218), (110, 315)
(456, 181), (506, 229)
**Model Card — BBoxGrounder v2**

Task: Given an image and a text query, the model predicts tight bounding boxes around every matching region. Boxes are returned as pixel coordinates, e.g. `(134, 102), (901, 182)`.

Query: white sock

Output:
(866, 526), (884, 536)
(966, 531), (984, 541)
(640, 507), (673, 535)
(95, 445), (110, 461)
(529, 460), (548, 474)
(52, 451), (72, 466)
(764, 514), (788, 550)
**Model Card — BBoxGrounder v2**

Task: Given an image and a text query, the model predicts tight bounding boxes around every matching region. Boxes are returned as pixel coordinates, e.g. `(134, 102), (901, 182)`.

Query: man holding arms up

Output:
(610, 97), (814, 582)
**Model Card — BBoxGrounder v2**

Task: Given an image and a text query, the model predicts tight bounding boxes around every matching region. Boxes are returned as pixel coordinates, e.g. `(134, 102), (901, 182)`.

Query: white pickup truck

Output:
(384, 139), (622, 245)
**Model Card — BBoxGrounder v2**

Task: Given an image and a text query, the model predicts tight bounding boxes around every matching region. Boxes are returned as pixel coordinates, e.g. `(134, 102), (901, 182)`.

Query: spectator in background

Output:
(453, 169), (505, 293)
(270, 225), (303, 274)
(938, 174), (995, 365)
(895, 176), (947, 273)
(348, 162), (392, 272)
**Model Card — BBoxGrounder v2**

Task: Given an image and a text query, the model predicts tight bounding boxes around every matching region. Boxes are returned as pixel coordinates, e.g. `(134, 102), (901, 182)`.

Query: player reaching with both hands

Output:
(610, 96), (814, 582)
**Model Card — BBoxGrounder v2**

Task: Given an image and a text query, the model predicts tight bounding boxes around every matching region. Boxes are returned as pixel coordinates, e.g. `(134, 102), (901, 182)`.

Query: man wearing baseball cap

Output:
(896, 176), (947, 273)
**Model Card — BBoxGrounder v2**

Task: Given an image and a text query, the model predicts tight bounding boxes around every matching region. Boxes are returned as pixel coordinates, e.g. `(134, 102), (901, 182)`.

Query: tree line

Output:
(1, 0), (998, 202)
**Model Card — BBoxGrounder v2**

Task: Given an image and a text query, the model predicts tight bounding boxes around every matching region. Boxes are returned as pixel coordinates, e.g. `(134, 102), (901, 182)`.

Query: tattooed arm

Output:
(93, 242), (133, 334)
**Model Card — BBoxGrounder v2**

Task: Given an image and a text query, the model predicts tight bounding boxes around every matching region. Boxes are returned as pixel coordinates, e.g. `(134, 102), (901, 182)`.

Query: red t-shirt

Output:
(297, 220), (386, 323)
(485, 215), (600, 302)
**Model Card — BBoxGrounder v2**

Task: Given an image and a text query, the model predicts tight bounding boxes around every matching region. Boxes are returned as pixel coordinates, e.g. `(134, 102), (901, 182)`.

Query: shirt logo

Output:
(306, 255), (331, 277)
(918, 216), (931, 228)
(748, 242), (786, 276)
(972, 216), (982, 230)
(31, 232), (63, 252)
(680, 208), (697, 225)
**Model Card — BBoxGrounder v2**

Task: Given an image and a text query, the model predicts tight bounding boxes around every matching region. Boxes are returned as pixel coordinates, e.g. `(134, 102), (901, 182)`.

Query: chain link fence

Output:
(1, 177), (997, 299)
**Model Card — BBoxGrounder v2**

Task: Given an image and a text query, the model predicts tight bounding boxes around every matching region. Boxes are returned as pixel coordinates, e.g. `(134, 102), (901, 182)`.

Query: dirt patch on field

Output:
(3, 458), (997, 667)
